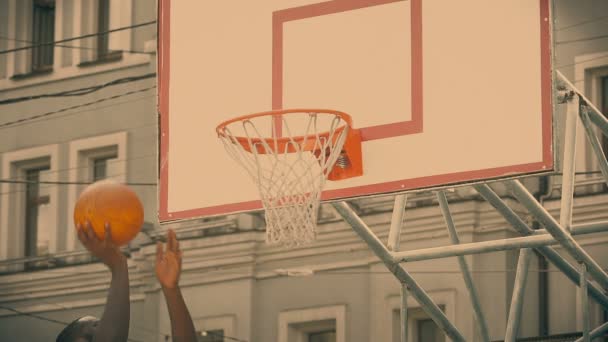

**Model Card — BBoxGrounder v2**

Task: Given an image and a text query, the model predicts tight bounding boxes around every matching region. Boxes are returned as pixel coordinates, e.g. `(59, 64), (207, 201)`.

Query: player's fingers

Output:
(156, 241), (163, 263)
(85, 221), (97, 241)
(168, 229), (176, 252)
(104, 222), (112, 243)
(174, 234), (180, 253)
(76, 223), (88, 243)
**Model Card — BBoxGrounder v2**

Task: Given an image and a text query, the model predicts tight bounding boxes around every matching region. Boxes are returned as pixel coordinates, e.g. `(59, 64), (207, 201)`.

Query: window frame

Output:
(388, 289), (455, 342)
(66, 132), (127, 250)
(573, 52), (608, 179)
(1, 0), (150, 90)
(193, 315), (236, 342)
(0, 144), (60, 262)
(277, 305), (346, 342)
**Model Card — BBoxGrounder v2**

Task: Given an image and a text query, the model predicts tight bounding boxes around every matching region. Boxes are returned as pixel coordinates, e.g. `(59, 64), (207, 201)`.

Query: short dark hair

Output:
(56, 316), (99, 342)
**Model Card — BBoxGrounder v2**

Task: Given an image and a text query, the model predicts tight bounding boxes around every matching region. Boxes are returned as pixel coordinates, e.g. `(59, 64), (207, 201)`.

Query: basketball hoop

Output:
(217, 109), (362, 246)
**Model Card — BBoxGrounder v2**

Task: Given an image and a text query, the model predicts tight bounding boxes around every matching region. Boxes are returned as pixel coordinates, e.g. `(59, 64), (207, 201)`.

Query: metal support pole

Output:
(504, 248), (532, 342)
(508, 180), (608, 289)
(401, 283), (409, 342)
(560, 94), (580, 233)
(437, 191), (491, 342)
(580, 263), (590, 342)
(393, 234), (573, 262)
(557, 70), (608, 137)
(575, 321), (608, 342)
(388, 194), (407, 251)
(474, 184), (608, 309)
(580, 108), (608, 186)
(332, 201), (466, 342)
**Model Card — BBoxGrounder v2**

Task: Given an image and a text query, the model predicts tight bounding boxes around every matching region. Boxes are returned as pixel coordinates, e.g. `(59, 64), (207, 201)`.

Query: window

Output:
(31, 0), (55, 73)
(193, 315), (236, 342)
(391, 305), (448, 342)
(0, 145), (58, 263)
(67, 132), (127, 250)
(92, 155), (116, 181)
(278, 305), (346, 342)
(309, 330), (336, 342)
(198, 329), (224, 342)
(24, 167), (51, 257)
(416, 318), (444, 342)
(95, 0), (121, 62)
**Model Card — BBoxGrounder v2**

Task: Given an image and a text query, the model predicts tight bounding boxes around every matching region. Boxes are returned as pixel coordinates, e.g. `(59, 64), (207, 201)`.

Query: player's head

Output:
(56, 316), (100, 342)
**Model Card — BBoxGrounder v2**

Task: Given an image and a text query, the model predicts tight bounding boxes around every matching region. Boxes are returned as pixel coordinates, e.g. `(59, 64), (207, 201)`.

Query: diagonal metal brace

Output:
(507, 180), (608, 289)
(474, 184), (608, 308)
(332, 201), (466, 342)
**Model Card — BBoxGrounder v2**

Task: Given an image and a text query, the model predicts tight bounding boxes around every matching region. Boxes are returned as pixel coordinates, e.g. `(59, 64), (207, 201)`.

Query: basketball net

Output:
(217, 110), (351, 246)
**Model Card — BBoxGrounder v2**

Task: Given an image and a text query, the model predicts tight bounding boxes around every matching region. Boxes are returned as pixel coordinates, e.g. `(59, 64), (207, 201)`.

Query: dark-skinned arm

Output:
(77, 222), (130, 342)
(156, 229), (197, 342)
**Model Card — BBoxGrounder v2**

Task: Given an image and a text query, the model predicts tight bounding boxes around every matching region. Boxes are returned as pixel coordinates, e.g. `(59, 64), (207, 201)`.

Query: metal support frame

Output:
(401, 284), (409, 342)
(508, 180), (608, 289)
(474, 184), (608, 309)
(504, 249), (532, 342)
(560, 94), (580, 233)
(328, 71), (608, 341)
(437, 191), (491, 342)
(580, 264), (590, 342)
(575, 321), (608, 342)
(332, 202), (466, 342)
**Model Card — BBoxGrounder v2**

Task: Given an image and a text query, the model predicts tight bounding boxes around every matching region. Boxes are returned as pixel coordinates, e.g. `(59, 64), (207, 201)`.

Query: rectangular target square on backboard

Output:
(272, 0), (423, 140)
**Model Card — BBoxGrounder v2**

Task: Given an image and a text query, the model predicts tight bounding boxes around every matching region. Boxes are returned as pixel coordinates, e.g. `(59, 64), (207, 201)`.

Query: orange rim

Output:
(216, 109), (352, 154)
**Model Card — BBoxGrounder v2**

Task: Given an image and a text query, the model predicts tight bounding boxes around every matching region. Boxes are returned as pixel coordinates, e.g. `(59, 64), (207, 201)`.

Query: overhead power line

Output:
(0, 86), (156, 128)
(0, 20), (156, 55)
(0, 179), (156, 186)
(0, 72), (156, 105)
(0, 35), (153, 55)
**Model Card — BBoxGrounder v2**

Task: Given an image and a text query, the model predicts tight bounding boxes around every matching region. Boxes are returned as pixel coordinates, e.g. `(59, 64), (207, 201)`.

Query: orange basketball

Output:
(73, 179), (144, 246)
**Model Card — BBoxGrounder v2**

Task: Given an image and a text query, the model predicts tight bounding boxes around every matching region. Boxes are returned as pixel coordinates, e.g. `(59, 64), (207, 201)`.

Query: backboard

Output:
(158, 0), (553, 222)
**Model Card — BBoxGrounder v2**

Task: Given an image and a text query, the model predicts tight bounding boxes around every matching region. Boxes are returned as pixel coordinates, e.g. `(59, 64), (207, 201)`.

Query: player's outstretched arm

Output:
(77, 221), (130, 342)
(156, 229), (197, 342)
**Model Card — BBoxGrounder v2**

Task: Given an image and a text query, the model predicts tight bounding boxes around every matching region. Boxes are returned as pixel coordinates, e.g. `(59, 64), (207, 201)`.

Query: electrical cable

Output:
(0, 86), (156, 128)
(0, 72), (156, 105)
(0, 20), (157, 55)
(0, 178), (155, 186)
(0, 35), (154, 55)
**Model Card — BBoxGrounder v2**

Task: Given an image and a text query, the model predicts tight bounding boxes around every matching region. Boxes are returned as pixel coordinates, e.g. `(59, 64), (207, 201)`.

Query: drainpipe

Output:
(537, 175), (552, 336)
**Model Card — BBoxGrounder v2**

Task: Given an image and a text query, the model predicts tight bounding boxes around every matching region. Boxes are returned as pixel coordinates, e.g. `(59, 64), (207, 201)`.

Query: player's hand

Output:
(155, 229), (182, 290)
(77, 221), (126, 271)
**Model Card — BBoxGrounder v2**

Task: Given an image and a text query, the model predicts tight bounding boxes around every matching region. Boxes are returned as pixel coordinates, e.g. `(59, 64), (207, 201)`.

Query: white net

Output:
(218, 110), (350, 246)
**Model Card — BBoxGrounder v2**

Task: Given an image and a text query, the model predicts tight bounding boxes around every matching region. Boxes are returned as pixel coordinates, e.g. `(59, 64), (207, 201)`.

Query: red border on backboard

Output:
(157, 0), (553, 222)
(272, 0), (423, 141)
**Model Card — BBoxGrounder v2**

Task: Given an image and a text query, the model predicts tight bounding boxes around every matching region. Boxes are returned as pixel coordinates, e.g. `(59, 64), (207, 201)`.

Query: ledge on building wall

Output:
(77, 51), (124, 68)
(9, 67), (53, 81)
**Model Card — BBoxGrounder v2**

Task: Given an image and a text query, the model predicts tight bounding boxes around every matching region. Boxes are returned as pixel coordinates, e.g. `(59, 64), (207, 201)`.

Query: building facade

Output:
(0, 0), (607, 341)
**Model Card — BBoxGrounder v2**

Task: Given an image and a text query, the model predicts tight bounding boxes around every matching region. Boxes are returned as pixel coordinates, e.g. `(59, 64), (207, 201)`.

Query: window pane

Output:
(418, 319), (444, 342)
(309, 330), (336, 342)
(198, 329), (224, 342)
(93, 158), (109, 181)
(98, 0), (110, 57)
(25, 167), (50, 257)
(31, 0), (55, 71)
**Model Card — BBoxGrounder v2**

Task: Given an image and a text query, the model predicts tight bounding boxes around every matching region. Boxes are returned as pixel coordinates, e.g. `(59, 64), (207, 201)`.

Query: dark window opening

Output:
(31, 0), (55, 73)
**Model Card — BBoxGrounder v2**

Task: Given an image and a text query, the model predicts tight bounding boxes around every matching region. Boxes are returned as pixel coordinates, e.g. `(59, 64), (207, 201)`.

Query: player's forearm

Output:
(163, 286), (197, 342)
(94, 258), (130, 342)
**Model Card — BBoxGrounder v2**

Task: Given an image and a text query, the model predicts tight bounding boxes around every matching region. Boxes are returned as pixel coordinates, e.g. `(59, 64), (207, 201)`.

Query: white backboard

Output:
(158, 0), (554, 222)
